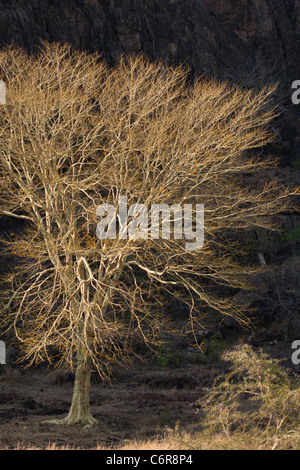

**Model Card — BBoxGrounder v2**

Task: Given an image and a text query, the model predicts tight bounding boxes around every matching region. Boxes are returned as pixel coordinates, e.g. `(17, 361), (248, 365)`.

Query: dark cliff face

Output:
(0, 0), (300, 161)
(0, 0), (300, 80)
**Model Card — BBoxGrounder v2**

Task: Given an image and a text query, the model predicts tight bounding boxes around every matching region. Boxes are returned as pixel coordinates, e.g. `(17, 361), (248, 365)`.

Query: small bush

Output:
(200, 344), (300, 449)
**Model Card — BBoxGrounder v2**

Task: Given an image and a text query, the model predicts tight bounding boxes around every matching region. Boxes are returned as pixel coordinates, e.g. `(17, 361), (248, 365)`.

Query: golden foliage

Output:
(0, 42), (298, 379)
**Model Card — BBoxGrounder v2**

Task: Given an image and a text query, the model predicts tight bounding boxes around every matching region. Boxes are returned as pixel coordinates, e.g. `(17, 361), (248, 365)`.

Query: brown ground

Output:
(0, 319), (297, 450)
(0, 359), (224, 449)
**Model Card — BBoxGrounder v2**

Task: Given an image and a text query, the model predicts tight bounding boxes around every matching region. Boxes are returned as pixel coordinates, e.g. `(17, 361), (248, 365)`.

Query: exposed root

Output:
(43, 413), (98, 427)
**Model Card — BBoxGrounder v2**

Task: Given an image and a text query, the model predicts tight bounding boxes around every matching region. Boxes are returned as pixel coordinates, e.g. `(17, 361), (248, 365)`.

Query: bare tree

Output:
(0, 43), (298, 426)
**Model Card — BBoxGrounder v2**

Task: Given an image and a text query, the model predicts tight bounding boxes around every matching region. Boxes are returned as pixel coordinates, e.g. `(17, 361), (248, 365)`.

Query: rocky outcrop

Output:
(0, 0), (300, 162)
(0, 0), (299, 81)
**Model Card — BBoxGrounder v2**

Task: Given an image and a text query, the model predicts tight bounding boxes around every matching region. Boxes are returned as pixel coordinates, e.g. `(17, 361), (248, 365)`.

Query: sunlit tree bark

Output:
(0, 43), (298, 425)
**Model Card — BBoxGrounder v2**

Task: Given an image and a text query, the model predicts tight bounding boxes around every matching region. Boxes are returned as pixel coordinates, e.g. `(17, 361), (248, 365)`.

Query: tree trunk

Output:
(43, 331), (98, 427)
(44, 263), (98, 426)
(44, 359), (97, 427)
(62, 360), (97, 426)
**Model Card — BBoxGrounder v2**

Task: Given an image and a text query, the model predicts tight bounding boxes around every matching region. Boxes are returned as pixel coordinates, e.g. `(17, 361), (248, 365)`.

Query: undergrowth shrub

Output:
(200, 344), (300, 449)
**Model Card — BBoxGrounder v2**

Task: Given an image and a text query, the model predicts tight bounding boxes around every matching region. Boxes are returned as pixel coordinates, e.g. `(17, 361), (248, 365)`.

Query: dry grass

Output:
(6, 430), (300, 450)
